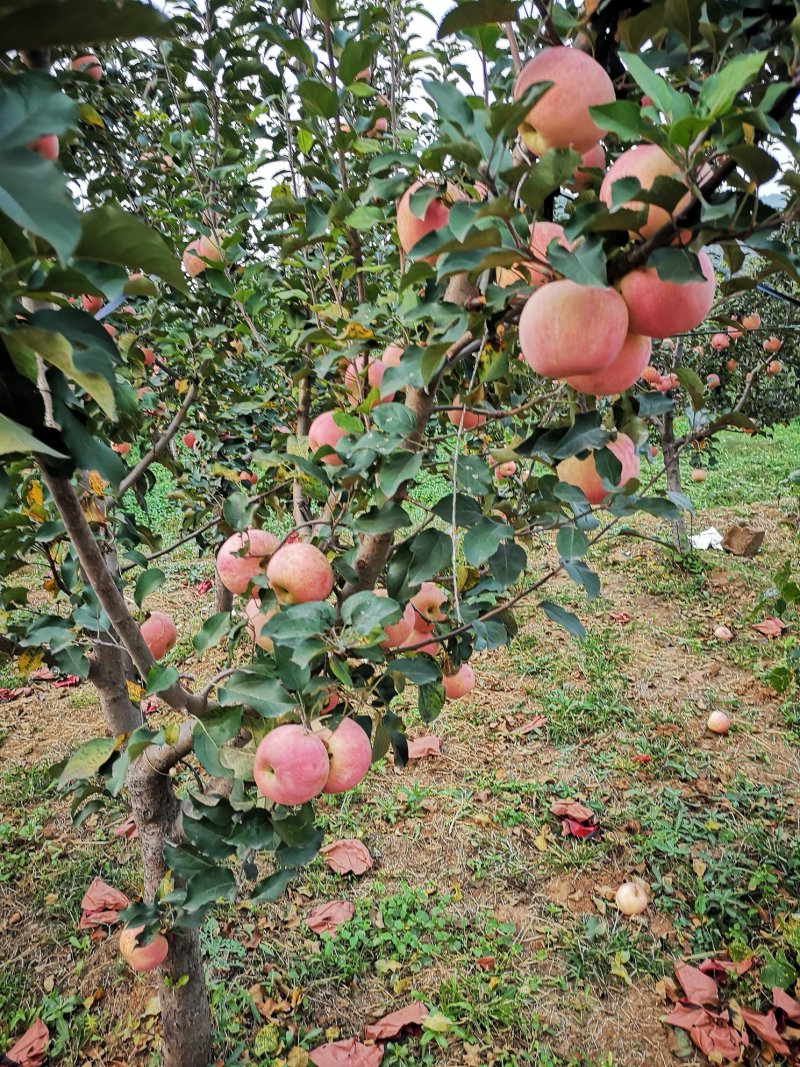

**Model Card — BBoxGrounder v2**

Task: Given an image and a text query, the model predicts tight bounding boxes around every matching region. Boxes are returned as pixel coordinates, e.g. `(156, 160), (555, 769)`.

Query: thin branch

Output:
(502, 23), (522, 74)
(120, 382), (197, 495)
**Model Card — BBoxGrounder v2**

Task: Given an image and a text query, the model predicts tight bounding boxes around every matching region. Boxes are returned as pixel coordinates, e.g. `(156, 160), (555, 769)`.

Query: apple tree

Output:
(1, 0), (800, 1064)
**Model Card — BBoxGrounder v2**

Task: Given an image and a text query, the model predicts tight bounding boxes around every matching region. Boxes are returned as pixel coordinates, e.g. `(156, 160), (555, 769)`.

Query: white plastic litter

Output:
(689, 527), (724, 551)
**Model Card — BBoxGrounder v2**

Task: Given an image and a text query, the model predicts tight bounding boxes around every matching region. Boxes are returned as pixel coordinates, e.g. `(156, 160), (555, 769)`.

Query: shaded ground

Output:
(1, 430), (799, 1066)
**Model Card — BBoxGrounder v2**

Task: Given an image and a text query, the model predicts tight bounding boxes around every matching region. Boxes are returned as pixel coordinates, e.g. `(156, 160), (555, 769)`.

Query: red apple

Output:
(410, 582), (447, 633)
(707, 710), (730, 735)
(244, 599), (278, 652)
(71, 54), (103, 80)
(216, 529), (279, 595)
(182, 431), (197, 449)
(711, 333), (730, 350)
(267, 542), (334, 604)
(140, 611), (177, 659)
(615, 882), (648, 916)
(253, 724), (330, 805)
(313, 718), (372, 794)
(741, 313), (761, 330)
(308, 410), (348, 466)
(119, 925), (168, 972)
(443, 663), (475, 700)
(28, 134), (59, 160)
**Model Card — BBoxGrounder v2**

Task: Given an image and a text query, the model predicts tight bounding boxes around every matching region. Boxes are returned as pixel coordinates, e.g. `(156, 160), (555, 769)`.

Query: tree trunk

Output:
(91, 642), (213, 1067)
(214, 571), (233, 614)
(128, 758), (213, 1067)
(662, 411), (689, 553)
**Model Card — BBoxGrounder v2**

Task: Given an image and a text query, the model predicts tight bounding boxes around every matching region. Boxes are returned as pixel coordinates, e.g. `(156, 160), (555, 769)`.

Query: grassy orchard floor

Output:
(0, 423), (799, 1066)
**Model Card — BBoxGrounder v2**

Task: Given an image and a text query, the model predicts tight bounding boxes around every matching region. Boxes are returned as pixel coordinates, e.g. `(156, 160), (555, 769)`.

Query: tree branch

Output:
(37, 467), (211, 718)
(119, 382), (197, 496)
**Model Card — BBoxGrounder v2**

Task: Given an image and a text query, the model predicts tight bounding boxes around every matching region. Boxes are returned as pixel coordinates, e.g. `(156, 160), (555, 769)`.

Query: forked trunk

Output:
(92, 642), (212, 1067)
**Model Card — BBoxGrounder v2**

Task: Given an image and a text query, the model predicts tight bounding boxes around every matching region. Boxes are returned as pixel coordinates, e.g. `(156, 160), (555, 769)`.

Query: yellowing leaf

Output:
(18, 650), (44, 678)
(88, 470), (108, 495)
(27, 480), (43, 508)
(79, 102), (105, 127)
(126, 680), (146, 702)
(422, 1011), (453, 1033)
(610, 950), (632, 986)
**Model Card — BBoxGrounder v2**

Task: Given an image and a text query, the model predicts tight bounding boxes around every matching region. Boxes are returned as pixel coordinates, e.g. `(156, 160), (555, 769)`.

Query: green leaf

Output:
(339, 36), (378, 85)
(463, 517), (511, 567)
(540, 600), (586, 639)
(75, 202), (188, 294)
(419, 681), (445, 723)
(588, 100), (649, 141)
(350, 503), (411, 534)
(341, 591), (401, 636)
(145, 664), (179, 695)
(297, 78), (339, 120)
(218, 672), (297, 718)
(0, 72), (77, 150)
(250, 869), (297, 903)
(0, 413), (67, 459)
(378, 451), (422, 498)
(346, 205), (384, 231)
(548, 237), (607, 287)
(193, 612), (233, 654)
(437, 0), (520, 38)
(134, 567), (166, 608)
(675, 366), (705, 410)
(8, 327), (116, 422)
(488, 540), (526, 586)
(0, 147), (79, 262)
(618, 52), (688, 118)
(0, 0), (172, 49)
(408, 529), (452, 585)
(456, 455), (493, 496)
(556, 526), (589, 561)
(385, 657), (441, 685)
(58, 736), (119, 787)
(563, 559), (600, 600)
(698, 51), (767, 117)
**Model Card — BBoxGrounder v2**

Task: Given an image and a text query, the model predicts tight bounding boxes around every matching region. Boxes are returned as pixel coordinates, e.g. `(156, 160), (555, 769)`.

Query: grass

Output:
(2, 423), (800, 1064)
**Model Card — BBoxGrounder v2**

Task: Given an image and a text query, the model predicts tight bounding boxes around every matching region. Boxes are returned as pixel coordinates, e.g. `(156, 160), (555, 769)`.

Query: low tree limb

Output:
(119, 382), (197, 496)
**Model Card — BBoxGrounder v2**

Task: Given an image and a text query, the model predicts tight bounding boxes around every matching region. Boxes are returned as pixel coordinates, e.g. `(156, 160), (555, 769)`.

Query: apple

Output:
(514, 46), (615, 155)
(182, 431), (197, 449)
(253, 724), (330, 805)
(496, 221), (573, 288)
(399, 627), (440, 656)
(140, 612), (177, 659)
(448, 395), (486, 430)
(182, 235), (222, 277)
(111, 442), (131, 456)
(615, 882), (648, 916)
(244, 600), (279, 652)
(567, 142), (606, 191)
(344, 355), (395, 404)
(707, 710), (730, 735)
(81, 294), (104, 315)
(239, 471), (258, 486)
(641, 365), (661, 385)
(600, 144), (689, 238)
(216, 529), (279, 595)
(267, 542), (334, 604)
(313, 718), (372, 793)
(410, 582), (447, 633)
(725, 358), (737, 371)
(443, 663), (475, 700)
(706, 373), (720, 389)
(308, 410), (348, 466)
(711, 333), (730, 350)
(28, 135), (59, 160)
(119, 925), (169, 972)
(556, 434), (640, 506)
(727, 324), (743, 340)
(71, 54), (103, 81)
(566, 332), (652, 396)
(714, 625), (733, 642)
(519, 280), (629, 379)
(375, 591), (416, 649)
(381, 342), (404, 368)
(763, 336), (782, 354)
(741, 313), (761, 330)
(396, 181), (451, 263)
(691, 468), (707, 482)
(616, 250), (715, 338)
(766, 359), (783, 375)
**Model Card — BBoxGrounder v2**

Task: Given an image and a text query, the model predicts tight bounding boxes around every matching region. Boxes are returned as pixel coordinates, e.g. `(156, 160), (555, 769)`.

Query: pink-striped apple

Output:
(253, 724), (330, 805)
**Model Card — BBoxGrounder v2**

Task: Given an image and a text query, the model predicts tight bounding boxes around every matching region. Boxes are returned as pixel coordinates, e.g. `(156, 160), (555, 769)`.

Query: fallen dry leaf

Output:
(631, 753), (652, 764)
(475, 956), (495, 971)
(773, 987), (800, 1023)
(5, 1018), (49, 1067)
(752, 616), (787, 639)
(306, 901), (354, 936)
(320, 840), (373, 876)
(664, 1004), (746, 1061)
(511, 716), (547, 735)
(363, 1001), (428, 1041)
(674, 963), (719, 1006)
(608, 610), (633, 624)
(698, 957), (753, 978)
(308, 1037), (383, 1066)
(196, 579), (213, 596)
(549, 799), (594, 822)
(740, 1008), (791, 1056)
(112, 816), (138, 840)
(79, 877), (129, 930)
(406, 736), (442, 760)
